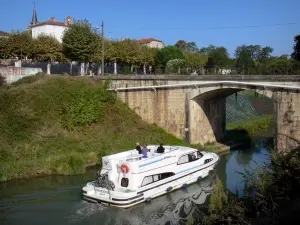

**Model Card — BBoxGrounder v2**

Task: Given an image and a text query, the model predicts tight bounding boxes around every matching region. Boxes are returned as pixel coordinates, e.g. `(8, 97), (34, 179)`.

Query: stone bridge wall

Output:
(105, 75), (300, 151)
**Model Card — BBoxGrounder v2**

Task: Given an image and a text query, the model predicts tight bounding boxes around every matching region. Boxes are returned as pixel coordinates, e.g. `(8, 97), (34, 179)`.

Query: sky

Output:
(0, 0), (299, 56)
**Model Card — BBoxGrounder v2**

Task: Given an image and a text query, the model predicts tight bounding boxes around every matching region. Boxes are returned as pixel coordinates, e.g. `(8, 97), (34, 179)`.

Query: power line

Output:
(109, 22), (299, 31)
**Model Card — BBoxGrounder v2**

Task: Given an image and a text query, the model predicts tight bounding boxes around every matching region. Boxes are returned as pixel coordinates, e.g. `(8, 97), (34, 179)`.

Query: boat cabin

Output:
(99, 145), (212, 192)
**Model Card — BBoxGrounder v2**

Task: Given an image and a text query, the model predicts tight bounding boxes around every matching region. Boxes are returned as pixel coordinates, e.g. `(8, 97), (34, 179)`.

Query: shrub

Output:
(0, 74), (6, 85)
(53, 153), (85, 175)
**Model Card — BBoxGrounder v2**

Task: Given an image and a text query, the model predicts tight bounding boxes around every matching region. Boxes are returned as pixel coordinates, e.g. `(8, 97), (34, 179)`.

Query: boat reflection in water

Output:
(113, 170), (217, 225)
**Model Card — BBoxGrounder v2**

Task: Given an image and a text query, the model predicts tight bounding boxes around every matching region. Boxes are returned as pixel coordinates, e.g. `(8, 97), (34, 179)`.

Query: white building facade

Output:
(137, 38), (165, 49)
(29, 13), (72, 43)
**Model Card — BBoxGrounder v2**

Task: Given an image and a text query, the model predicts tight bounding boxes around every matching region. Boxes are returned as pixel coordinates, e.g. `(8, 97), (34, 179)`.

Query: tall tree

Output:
(33, 35), (63, 74)
(62, 19), (98, 75)
(7, 32), (33, 60)
(186, 42), (198, 52)
(156, 45), (185, 67)
(175, 40), (187, 49)
(0, 37), (9, 59)
(184, 51), (207, 73)
(235, 45), (255, 73)
(200, 45), (230, 68)
(291, 34), (300, 61)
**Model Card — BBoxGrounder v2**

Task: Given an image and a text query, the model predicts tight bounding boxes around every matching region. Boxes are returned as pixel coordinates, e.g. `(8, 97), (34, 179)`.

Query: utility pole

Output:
(101, 20), (104, 76)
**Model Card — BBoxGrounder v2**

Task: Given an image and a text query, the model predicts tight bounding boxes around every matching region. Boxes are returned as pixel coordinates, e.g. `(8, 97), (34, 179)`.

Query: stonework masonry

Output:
(104, 75), (300, 151)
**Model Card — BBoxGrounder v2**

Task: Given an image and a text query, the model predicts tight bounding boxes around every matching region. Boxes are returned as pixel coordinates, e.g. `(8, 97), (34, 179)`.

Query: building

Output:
(28, 3), (72, 43)
(0, 30), (9, 38)
(136, 38), (165, 49)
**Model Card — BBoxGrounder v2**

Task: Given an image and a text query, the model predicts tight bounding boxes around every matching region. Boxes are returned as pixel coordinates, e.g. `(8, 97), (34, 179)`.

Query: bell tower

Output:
(31, 0), (38, 26)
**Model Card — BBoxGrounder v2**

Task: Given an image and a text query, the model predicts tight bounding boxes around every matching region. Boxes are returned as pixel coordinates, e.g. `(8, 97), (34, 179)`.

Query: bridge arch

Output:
(187, 86), (273, 145)
(111, 77), (300, 151)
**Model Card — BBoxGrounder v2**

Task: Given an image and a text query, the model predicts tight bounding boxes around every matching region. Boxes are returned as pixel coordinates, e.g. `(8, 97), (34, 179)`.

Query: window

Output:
(153, 174), (160, 182)
(204, 158), (213, 164)
(160, 172), (174, 180)
(121, 178), (129, 187)
(197, 151), (204, 158)
(141, 176), (153, 186)
(178, 155), (189, 164)
(141, 172), (175, 187)
(178, 151), (203, 165)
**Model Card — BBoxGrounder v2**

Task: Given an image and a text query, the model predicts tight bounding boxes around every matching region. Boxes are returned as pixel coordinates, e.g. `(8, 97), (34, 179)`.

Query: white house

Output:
(28, 4), (72, 43)
(137, 38), (165, 49)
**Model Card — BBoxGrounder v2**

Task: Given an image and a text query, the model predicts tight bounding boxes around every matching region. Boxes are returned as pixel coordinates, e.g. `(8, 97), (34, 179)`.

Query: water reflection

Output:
(0, 140), (270, 225)
(67, 171), (217, 225)
(217, 139), (270, 197)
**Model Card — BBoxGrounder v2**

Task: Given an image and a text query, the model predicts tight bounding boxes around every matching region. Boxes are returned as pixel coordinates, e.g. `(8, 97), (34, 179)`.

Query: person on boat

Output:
(141, 145), (148, 158)
(136, 142), (142, 154)
(156, 143), (165, 153)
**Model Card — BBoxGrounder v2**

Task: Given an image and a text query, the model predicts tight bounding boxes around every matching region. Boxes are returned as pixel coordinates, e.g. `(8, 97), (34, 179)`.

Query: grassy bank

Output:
(226, 114), (273, 136)
(0, 75), (188, 182)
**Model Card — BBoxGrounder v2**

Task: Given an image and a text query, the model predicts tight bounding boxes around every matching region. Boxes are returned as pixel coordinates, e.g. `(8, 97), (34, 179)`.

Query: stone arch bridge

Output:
(103, 75), (300, 151)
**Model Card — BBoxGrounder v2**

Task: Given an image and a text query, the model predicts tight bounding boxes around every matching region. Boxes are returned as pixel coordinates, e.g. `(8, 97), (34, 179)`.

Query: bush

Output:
(53, 153), (85, 175)
(0, 74), (6, 85)
(60, 83), (116, 130)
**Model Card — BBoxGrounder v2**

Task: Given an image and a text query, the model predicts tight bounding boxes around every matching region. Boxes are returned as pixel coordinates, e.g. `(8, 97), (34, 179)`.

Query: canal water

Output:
(0, 138), (270, 225)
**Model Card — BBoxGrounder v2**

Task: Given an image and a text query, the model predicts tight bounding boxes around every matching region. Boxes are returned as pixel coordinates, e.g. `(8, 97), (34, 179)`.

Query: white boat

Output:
(82, 145), (219, 208)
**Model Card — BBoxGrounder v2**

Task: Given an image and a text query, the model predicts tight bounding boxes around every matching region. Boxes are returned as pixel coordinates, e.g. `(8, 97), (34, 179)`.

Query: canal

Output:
(0, 137), (270, 225)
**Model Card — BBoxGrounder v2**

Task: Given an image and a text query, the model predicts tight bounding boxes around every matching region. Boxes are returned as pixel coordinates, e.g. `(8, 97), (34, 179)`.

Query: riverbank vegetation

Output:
(0, 76), (188, 182)
(188, 148), (300, 225)
(227, 115), (273, 136)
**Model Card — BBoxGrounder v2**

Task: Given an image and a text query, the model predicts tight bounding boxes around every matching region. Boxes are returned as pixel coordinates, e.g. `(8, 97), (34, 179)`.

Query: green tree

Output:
(291, 34), (300, 61)
(186, 42), (198, 52)
(156, 45), (185, 67)
(7, 32), (33, 60)
(0, 37), (9, 59)
(183, 51), (208, 74)
(62, 19), (98, 75)
(200, 45), (230, 72)
(33, 35), (63, 74)
(235, 45), (255, 73)
(175, 40), (187, 49)
(139, 46), (157, 74)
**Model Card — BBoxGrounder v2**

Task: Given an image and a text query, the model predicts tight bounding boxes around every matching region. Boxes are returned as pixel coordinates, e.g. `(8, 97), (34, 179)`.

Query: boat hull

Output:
(82, 159), (218, 208)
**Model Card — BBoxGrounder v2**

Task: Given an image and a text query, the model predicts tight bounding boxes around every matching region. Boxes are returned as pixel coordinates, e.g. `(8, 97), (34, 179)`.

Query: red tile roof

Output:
(30, 20), (67, 28)
(137, 38), (163, 44)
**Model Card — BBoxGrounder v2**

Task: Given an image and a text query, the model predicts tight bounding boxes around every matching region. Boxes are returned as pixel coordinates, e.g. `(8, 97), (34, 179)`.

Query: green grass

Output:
(0, 75), (189, 182)
(226, 114), (273, 136)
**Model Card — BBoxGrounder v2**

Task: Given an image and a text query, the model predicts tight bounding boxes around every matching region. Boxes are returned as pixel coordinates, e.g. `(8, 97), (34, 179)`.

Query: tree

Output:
(175, 40), (187, 49)
(7, 32), (33, 61)
(0, 37), (9, 59)
(33, 35), (63, 74)
(184, 51), (208, 73)
(258, 46), (273, 62)
(291, 34), (300, 61)
(186, 42), (198, 52)
(200, 45), (230, 69)
(156, 46), (185, 67)
(235, 45), (255, 73)
(62, 19), (98, 75)
(139, 46), (157, 74)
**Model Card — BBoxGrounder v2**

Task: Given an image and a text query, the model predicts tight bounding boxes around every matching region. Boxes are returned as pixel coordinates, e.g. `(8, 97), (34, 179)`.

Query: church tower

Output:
(31, 0), (38, 25)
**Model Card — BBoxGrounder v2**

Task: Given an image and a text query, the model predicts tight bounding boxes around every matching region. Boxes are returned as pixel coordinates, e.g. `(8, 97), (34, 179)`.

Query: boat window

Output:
(141, 172), (175, 187)
(153, 174), (160, 182)
(178, 155), (189, 164)
(178, 152), (201, 165)
(197, 151), (204, 158)
(161, 172), (174, 179)
(204, 158), (213, 164)
(121, 178), (129, 187)
(141, 176), (153, 186)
